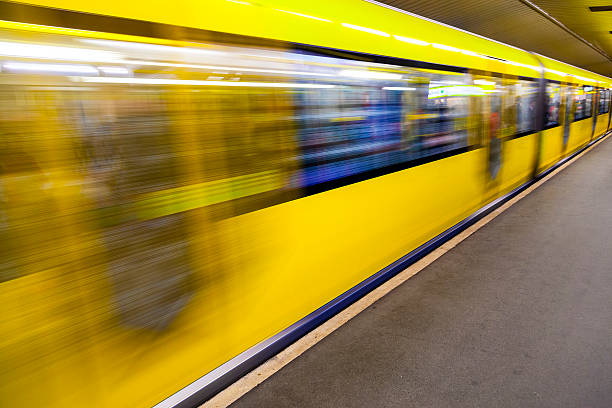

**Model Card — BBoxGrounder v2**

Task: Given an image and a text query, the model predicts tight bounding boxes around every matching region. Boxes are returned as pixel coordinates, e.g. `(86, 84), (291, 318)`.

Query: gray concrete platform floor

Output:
(231, 137), (612, 408)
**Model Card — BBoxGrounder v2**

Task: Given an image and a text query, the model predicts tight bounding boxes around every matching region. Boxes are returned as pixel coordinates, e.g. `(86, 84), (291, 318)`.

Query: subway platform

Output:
(228, 135), (612, 408)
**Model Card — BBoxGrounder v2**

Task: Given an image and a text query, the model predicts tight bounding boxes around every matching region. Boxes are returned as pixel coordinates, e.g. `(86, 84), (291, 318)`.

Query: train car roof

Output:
(536, 53), (612, 87)
(3, 0), (612, 85)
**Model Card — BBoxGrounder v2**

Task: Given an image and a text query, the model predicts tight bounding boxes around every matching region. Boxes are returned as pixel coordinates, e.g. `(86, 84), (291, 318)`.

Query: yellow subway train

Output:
(0, 0), (611, 407)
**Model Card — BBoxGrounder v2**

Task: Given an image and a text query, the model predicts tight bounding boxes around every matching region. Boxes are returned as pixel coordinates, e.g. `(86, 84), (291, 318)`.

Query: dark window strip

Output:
(469, 69), (505, 78)
(574, 115), (594, 123)
(303, 146), (474, 196)
(206, 146), (476, 218)
(295, 44), (468, 73)
(0, 0), (289, 48)
(510, 130), (537, 140)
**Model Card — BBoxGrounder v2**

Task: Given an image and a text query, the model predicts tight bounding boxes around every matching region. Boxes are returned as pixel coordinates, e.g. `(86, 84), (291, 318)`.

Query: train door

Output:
(0, 86), (105, 407)
(600, 88), (612, 132)
(561, 83), (573, 151)
(608, 89), (612, 130)
(591, 87), (598, 140)
(72, 88), (197, 331)
(472, 72), (505, 201)
(489, 83), (503, 181)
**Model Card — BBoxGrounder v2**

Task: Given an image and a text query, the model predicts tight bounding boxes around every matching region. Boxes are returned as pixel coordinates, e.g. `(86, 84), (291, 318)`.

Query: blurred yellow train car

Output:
(0, 0), (611, 407)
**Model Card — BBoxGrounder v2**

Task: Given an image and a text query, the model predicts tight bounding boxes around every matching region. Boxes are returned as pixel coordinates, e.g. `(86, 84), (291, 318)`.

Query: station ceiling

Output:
(376, 0), (612, 77)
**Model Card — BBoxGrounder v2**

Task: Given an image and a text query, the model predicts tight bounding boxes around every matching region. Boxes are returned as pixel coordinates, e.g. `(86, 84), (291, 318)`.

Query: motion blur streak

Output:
(71, 76), (337, 88)
(0, 25), (480, 408)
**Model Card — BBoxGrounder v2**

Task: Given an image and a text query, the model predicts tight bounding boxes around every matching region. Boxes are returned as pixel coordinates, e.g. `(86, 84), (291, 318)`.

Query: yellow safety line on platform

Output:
(201, 131), (611, 408)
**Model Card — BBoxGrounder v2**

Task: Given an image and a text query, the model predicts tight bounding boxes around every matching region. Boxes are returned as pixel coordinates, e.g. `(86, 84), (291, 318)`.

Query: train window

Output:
(405, 72), (472, 156)
(574, 87), (585, 120)
(501, 77), (517, 139)
(291, 59), (474, 189)
(516, 80), (538, 134)
(575, 86), (594, 121)
(574, 88), (585, 120)
(598, 89), (610, 114)
(585, 86), (594, 117)
(545, 82), (561, 127)
(293, 77), (408, 188)
(0, 27), (481, 221)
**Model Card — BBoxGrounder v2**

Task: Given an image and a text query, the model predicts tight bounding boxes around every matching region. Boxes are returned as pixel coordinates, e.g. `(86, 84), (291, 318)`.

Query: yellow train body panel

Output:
(595, 113), (609, 138)
(539, 127), (565, 172)
(6, 0), (541, 78)
(567, 120), (594, 154)
(499, 133), (538, 194)
(2, 151), (491, 408)
(110, 149), (488, 407)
